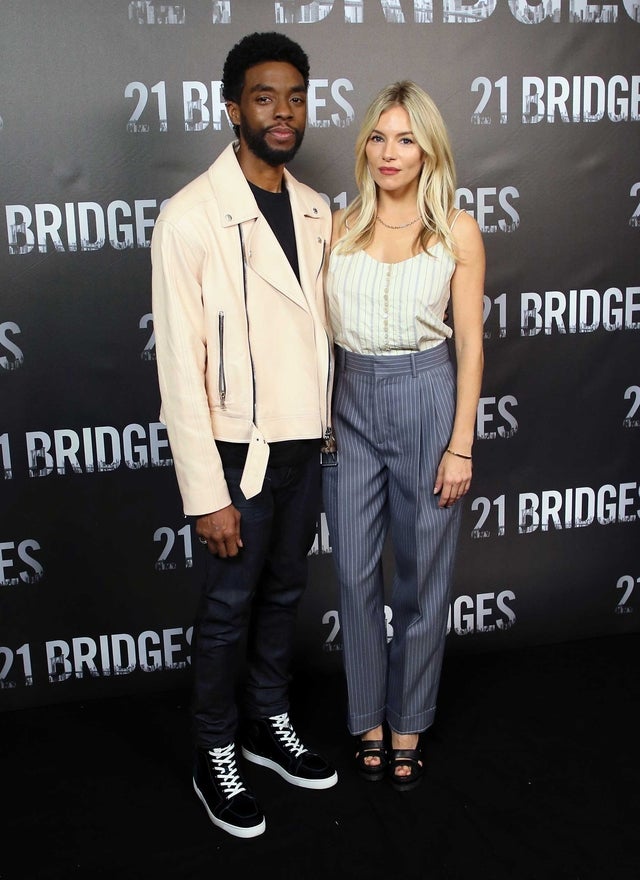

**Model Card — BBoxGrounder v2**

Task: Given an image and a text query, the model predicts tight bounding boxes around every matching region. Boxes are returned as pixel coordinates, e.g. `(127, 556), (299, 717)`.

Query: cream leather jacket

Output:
(151, 143), (333, 515)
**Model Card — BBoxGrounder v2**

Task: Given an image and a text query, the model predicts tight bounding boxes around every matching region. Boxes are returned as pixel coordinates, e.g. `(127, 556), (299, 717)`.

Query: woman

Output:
(323, 81), (485, 791)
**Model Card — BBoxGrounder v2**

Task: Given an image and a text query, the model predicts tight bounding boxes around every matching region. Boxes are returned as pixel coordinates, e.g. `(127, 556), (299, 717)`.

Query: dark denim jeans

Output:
(191, 454), (321, 748)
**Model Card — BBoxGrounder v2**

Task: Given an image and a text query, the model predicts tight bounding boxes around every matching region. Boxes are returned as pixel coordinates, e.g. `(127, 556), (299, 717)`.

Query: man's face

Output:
(228, 61), (307, 167)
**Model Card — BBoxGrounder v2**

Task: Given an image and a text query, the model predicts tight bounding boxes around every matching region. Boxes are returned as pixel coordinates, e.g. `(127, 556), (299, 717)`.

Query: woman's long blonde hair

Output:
(335, 80), (457, 258)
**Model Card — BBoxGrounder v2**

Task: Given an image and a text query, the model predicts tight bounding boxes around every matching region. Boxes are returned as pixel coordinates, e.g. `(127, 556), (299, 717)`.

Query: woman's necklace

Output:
(376, 215), (420, 230)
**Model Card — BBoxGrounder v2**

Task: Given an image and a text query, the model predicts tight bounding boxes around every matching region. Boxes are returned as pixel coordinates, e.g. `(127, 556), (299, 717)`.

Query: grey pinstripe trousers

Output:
(323, 343), (462, 736)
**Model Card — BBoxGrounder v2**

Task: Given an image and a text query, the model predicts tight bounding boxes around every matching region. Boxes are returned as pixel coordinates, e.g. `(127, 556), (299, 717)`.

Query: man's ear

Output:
(226, 102), (239, 125)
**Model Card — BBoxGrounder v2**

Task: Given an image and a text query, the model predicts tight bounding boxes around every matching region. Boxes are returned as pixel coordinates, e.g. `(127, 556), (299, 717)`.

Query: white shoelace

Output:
(207, 743), (246, 797)
(268, 713), (307, 758)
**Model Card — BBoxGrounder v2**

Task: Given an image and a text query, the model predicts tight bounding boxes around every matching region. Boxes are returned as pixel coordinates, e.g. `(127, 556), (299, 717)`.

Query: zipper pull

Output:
(321, 426), (336, 453)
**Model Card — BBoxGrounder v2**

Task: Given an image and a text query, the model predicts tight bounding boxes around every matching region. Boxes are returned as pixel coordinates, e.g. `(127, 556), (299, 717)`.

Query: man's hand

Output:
(195, 505), (243, 557)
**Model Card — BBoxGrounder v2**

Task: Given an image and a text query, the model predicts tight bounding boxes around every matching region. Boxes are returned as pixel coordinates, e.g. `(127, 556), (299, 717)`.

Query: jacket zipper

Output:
(238, 225), (257, 424)
(218, 311), (226, 410)
(318, 238), (334, 443)
(323, 332), (335, 451)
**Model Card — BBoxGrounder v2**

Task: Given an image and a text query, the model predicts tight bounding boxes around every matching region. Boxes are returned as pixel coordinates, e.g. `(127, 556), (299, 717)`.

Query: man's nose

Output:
(274, 98), (293, 117)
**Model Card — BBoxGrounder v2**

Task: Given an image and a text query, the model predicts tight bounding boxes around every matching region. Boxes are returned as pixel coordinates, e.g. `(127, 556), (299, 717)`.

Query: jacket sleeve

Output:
(150, 217), (231, 515)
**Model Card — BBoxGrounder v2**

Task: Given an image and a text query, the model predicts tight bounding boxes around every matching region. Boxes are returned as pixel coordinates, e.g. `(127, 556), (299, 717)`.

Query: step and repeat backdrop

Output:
(1, 0), (639, 710)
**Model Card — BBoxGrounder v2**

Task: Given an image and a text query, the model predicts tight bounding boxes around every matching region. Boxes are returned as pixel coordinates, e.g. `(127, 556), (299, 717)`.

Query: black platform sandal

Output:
(387, 747), (424, 792)
(354, 737), (388, 782)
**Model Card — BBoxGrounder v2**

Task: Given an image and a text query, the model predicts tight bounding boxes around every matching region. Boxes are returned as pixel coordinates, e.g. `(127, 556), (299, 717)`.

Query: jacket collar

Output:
(208, 142), (323, 228)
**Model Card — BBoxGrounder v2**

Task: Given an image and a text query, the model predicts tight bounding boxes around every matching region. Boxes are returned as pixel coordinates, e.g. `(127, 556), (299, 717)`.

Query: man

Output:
(151, 32), (337, 839)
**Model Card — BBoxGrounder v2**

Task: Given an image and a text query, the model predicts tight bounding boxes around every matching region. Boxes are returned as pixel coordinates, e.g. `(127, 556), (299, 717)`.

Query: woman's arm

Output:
(433, 210), (485, 508)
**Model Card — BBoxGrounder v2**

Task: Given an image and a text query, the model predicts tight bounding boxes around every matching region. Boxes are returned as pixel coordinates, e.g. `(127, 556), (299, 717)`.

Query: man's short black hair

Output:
(222, 31), (310, 104)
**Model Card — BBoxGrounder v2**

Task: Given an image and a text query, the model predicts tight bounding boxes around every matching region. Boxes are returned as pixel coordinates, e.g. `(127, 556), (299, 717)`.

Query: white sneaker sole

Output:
(241, 747), (338, 789)
(193, 779), (266, 838)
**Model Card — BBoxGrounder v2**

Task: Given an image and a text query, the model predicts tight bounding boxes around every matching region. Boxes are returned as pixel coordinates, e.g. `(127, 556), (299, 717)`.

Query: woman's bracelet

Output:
(446, 448), (472, 460)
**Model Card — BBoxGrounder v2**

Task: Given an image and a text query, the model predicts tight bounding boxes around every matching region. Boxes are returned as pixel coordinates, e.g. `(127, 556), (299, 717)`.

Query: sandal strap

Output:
(356, 739), (386, 754)
(390, 747), (421, 764)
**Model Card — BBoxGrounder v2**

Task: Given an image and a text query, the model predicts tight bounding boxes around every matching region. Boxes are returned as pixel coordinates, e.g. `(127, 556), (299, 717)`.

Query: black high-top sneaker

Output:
(193, 743), (266, 838)
(241, 712), (338, 789)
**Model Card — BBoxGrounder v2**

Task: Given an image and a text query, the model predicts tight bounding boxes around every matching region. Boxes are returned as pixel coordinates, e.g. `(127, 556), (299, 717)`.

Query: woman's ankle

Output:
(390, 731), (419, 750)
(360, 725), (384, 742)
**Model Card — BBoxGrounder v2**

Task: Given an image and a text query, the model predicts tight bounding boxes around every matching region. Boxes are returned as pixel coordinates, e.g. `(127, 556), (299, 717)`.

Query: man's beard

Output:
(240, 118), (305, 167)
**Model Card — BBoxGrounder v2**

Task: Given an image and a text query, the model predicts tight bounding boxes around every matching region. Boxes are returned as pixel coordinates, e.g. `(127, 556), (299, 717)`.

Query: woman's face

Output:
(365, 105), (425, 194)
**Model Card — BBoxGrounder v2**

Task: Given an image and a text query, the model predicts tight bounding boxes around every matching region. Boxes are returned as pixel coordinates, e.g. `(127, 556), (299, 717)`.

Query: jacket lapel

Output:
(244, 219), (305, 308)
(211, 147), (325, 309)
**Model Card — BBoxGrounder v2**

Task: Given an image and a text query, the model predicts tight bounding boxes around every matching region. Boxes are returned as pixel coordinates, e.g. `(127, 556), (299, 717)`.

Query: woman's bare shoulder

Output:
(451, 209), (483, 247)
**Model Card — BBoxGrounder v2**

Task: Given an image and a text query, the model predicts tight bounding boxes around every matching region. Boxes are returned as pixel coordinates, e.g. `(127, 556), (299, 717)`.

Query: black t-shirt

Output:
(248, 180), (300, 281)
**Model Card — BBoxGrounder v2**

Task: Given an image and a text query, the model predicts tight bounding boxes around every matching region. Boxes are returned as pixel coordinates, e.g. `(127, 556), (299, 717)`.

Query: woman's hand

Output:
(433, 451), (472, 508)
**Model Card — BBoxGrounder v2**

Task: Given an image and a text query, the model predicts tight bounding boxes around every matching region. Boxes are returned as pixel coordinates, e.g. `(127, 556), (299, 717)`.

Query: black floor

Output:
(3, 633), (640, 880)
